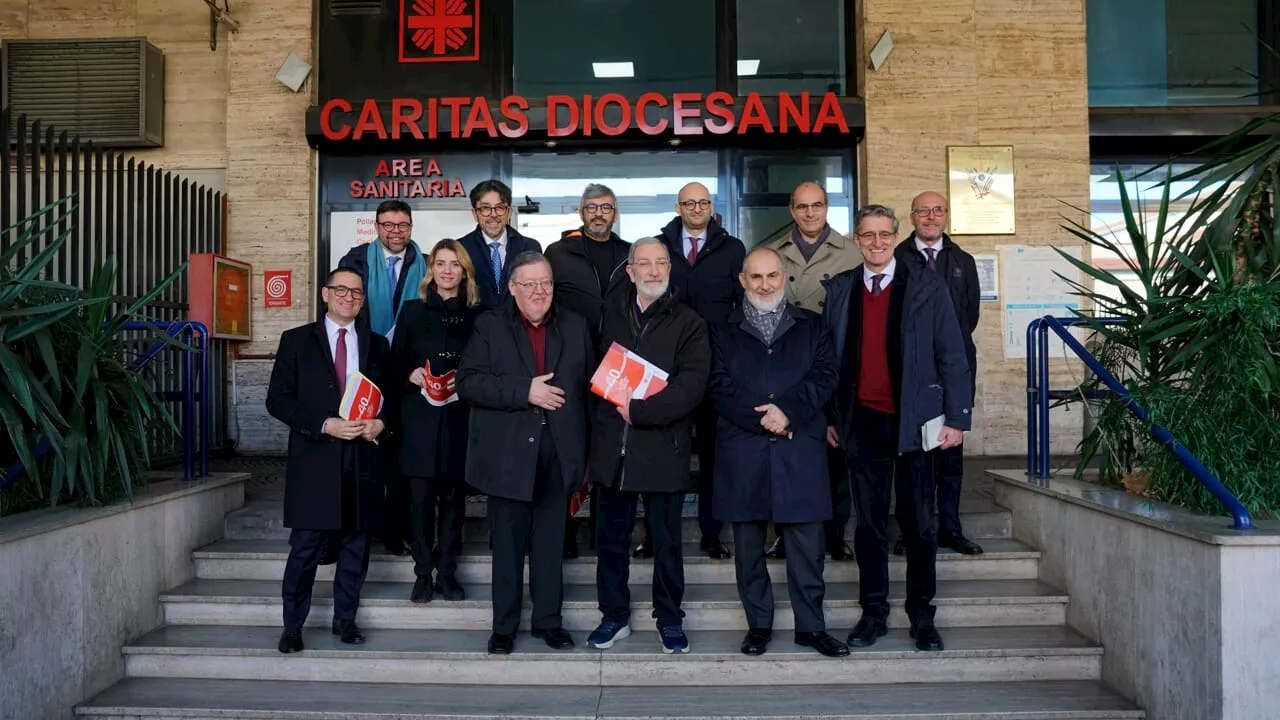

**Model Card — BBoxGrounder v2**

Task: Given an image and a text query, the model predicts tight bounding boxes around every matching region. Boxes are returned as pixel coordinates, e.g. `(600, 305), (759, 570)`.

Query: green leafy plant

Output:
(1058, 122), (1280, 518)
(0, 198), (187, 515)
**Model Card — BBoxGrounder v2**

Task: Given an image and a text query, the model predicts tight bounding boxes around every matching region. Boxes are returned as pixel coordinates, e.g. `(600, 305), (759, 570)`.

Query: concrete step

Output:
(193, 538), (1040, 583)
(122, 625), (1104, 686)
(159, 578), (1068, 631)
(77, 677), (1145, 719)
(223, 497), (1014, 541)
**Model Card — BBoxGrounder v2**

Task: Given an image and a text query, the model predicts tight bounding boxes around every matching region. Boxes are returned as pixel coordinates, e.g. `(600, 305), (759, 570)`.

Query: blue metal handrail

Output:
(0, 320), (211, 491)
(1026, 315), (1253, 531)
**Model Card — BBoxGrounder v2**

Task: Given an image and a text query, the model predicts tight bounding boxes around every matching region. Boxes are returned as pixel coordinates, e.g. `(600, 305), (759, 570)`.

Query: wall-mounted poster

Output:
(948, 146), (1015, 235)
(974, 253), (998, 302)
(999, 245), (1082, 359)
(327, 209), (479, 272)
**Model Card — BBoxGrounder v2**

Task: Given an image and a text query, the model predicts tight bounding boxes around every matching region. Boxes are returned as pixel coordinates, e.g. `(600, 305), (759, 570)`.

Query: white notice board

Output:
(1000, 245), (1082, 359)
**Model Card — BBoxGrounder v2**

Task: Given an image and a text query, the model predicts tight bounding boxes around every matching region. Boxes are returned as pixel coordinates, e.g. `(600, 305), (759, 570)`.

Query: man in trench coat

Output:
(708, 246), (848, 658)
(266, 267), (390, 653)
(456, 251), (595, 655)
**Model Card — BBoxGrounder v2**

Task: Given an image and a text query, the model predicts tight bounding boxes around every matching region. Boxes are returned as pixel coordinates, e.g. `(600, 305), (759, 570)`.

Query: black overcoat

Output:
(266, 320), (391, 531)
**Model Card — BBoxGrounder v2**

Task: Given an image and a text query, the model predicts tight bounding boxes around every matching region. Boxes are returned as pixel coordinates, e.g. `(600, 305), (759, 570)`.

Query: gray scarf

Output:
(743, 298), (787, 344)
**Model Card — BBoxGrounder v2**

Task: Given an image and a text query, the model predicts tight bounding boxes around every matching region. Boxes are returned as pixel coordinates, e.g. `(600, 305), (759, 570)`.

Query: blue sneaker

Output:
(659, 624), (690, 654)
(586, 621), (631, 649)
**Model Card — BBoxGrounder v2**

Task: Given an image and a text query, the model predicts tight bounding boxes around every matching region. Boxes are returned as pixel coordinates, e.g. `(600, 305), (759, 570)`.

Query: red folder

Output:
(590, 342), (669, 408)
(420, 360), (458, 407)
(339, 371), (383, 421)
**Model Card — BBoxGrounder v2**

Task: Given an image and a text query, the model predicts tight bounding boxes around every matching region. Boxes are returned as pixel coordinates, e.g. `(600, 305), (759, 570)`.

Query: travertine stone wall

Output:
(861, 0), (1092, 454)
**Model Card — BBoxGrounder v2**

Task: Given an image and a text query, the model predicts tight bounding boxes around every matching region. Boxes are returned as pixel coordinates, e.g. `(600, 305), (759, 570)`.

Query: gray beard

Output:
(637, 280), (669, 303)
(746, 292), (785, 314)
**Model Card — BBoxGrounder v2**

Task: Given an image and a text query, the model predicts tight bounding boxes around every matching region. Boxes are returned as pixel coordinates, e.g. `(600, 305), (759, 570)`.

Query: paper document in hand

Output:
(339, 371), (383, 421)
(590, 342), (669, 408)
(921, 414), (946, 452)
(421, 360), (458, 407)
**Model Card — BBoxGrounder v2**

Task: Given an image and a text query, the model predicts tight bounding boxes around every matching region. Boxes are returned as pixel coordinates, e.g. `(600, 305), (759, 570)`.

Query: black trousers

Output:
(937, 443), (965, 535)
(281, 527), (372, 631)
(693, 401), (722, 540)
(827, 445), (853, 539)
(732, 520), (826, 632)
(849, 404), (938, 623)
(408, 476), (466, 580)
(488, 425), (567, 635)
(596, 481), (685, 628)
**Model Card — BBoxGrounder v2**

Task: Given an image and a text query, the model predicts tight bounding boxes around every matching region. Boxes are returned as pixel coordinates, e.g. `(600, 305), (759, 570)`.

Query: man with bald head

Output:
(764, 181), (862, 561)
(653, 181), (745, 560)
(893, 191), (983, 556)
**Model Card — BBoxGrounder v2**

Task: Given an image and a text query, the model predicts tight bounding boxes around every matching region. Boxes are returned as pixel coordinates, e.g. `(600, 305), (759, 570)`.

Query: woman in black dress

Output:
(389, 238), (483, 603)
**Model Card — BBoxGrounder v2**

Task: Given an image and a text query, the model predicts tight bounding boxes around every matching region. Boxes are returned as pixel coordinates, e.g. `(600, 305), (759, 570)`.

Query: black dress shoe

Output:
(847, 616), (889, 647)
(765, 535), (786, 559)
(632, 536), (653, 558)
(910, 622), (944, 651)
(436, 574), (465, 601)
(277, 628), (304, 654)
(795, 631), (851, 657)
(487, 632), (515, 654)
(827, 537), (854, 561)
(701, 536), (732, 559)
(740, 628), (772, 655)
(563, 533), (580, 560)
(892, 536), (906, 556)
(531, 627), (575, 649)
(939, 531), (984, 555)
(410, 575), (433, 604)
(332, 619), (365, 645)
(383, 538), (409, 557)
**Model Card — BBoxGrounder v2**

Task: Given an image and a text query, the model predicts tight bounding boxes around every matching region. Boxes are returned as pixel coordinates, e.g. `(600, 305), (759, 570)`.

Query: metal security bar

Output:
(0, 108), (229, 467)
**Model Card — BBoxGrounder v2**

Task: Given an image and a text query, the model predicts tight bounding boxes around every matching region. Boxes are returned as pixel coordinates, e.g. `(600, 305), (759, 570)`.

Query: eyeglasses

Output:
(512, 280), (554, 292)
(377, 221), (412, 232)
(326, 285), (366, 299)
(912, 206), (948, 216)
(631, 260), (671, 270)
(474, 204), (510, 217)
(678, 199), (711, 210)
(583, 202), (615, 214)
(792, 201), (826, 214)
(855, 231), (897, 241)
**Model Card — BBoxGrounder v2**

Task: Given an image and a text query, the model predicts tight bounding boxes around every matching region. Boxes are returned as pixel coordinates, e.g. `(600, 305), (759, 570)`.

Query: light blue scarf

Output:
(365, 240), (426, 337)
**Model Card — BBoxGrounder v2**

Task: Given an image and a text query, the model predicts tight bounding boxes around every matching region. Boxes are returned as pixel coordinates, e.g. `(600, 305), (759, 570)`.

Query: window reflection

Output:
(737, 0), (846, 94)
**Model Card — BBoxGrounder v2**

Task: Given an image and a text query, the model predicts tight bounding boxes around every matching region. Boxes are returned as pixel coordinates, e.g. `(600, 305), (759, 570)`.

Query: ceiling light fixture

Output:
(592, 61), (635, 78)
(737, 59), (760, 76)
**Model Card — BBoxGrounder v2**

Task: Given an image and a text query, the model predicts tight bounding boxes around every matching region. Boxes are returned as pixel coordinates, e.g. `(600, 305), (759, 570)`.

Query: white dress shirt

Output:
(324, 315), (360, 389)
(682, 227), (705, 260)
(914, 236), (943, 262)
(863, 257), (897, 293)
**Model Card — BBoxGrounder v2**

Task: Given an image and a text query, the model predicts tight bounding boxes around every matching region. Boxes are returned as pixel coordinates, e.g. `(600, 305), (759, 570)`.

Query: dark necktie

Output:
(687, 236), (700, 265)
(335, 327), (348, 395)
(924, 246), (938, 272)
(871, 274), (885, 296)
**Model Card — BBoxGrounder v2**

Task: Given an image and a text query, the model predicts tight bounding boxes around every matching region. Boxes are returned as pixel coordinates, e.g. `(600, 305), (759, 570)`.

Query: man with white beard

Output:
(707, 247), (847, 658)
(585, 237), (711, 653)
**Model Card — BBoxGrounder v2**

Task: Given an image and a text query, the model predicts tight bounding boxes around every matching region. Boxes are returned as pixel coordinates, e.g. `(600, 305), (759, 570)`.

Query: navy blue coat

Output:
(707, 305), (839, 523)
(655, 216), (745, 325)
(822, 261), (972, 455)
(456, 225), (542, 310)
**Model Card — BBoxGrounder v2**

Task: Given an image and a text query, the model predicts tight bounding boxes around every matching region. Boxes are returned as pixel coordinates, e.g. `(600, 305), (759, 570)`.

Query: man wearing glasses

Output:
(456, 252), (594, 655)
(764, 181), (862, 562)
(458, 179), (543, 309)
(638, 182), (743, 561)
(821, 205), (971, 652)
(893, 191), (983, 557)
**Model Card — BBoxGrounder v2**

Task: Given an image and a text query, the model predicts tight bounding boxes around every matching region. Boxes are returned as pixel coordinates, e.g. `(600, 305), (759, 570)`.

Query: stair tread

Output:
(78, 677), (1144, 718)
(125, 624), (1102, 658)
(161, 577), (1069, 606)
(193, 538), (1039, 561)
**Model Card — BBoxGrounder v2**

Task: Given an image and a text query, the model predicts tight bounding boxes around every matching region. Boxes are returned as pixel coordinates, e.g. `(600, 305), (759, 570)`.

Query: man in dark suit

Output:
(456, 251), (594, 655)
(642, 181), (743, 561)
(823, 204), (972, 653)
(893, 191), (984, 556)
(707, 247), (847, 659)
(457, 179), (543, 309)
(337, 199), (427, 557)
(266, 267), (390, 654)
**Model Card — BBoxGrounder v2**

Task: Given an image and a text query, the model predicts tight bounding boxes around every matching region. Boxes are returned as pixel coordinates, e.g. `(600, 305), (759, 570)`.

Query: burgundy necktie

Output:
(925, 247), (938, 272)
(687, 236), (700, 265)
(871, 274), (885, 296)
(335, 327), (348, 395)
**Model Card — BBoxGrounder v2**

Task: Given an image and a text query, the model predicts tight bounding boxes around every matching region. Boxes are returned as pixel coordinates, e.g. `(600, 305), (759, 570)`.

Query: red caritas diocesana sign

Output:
(349, 157), (467, 199)
(321, 91), (851, 141)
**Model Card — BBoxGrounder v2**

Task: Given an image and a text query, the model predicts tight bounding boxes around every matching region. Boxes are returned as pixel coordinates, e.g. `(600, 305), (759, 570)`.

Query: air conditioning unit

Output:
(1, 38), (164, 148)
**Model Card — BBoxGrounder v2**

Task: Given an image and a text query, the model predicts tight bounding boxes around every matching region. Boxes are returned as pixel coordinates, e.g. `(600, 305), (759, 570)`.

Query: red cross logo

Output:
(399, 0), (480, 63)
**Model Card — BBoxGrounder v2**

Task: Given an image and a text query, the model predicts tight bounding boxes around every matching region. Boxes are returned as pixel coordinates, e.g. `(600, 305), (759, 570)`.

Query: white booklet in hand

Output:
(921, 414), (946, 452)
